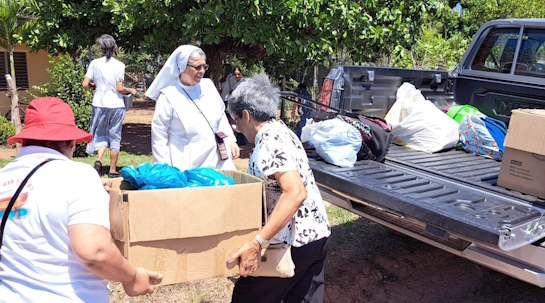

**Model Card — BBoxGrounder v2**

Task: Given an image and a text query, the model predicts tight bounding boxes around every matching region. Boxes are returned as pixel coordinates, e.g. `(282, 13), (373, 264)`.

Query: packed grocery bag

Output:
(301, 118), (362, 167)
(459, 115), (506, 160)
(121, 163), (235, 190)
(385, 83), (459, 153)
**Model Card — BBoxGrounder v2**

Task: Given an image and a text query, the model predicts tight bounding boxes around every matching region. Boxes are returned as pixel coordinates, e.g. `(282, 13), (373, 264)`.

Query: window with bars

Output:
(0, 51), (29, 91)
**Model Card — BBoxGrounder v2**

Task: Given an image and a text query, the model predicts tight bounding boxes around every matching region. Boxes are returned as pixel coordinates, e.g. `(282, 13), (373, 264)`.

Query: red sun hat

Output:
(7, 97), (93, 145)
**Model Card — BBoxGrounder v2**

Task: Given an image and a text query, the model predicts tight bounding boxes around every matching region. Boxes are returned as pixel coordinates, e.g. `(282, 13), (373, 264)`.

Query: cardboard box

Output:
(108, 171), (264, 285)
(498, 109), (545, 198)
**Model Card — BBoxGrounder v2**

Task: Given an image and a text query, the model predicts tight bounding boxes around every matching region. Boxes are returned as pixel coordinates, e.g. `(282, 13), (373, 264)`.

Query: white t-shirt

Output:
(221, 74), (236, 101)
(85, 56), (125, 108)
(249, 119), (331, 247)
(0, 146), (111, 303)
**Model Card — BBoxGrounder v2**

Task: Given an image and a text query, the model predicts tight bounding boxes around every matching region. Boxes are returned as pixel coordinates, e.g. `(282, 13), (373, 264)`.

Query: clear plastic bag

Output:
(302, 119), (362, 167)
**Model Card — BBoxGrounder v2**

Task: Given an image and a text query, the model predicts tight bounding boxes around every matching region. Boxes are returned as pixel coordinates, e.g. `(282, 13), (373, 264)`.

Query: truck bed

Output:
(386, 145), (545, 204)
(307, 145), (544, 248)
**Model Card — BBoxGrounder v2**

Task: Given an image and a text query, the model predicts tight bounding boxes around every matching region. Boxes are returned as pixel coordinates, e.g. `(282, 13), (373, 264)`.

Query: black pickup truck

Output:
(302, 19), (545, 287)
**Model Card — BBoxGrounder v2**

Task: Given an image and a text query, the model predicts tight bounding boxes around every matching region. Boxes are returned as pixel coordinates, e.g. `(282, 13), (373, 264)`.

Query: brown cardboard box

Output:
(498, 109), (545, 198)
(108, 171), (264, 285)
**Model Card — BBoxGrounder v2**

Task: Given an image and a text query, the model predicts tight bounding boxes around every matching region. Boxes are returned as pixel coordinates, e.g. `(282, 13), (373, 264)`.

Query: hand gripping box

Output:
(498, 109), (545, 199)
(108, 171), (265, 285)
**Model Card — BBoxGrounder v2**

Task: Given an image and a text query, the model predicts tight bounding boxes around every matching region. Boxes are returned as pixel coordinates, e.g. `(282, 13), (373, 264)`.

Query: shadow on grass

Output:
(121, 123), (152, 156)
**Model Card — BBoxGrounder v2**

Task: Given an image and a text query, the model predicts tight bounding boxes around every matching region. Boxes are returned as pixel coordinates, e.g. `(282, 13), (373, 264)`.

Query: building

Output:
(0, 44), (51, 117)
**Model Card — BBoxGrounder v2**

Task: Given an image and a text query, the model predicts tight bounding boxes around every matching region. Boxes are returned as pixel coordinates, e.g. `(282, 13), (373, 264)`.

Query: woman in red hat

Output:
(0, 97), (161, 302)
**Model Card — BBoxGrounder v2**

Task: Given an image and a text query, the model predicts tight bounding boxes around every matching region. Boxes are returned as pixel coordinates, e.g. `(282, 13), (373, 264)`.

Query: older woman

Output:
(146, 45), (239, 171)
(82, 34), (136, 178)
(227, 74), (331, 303)
(0, 97), (160, 302)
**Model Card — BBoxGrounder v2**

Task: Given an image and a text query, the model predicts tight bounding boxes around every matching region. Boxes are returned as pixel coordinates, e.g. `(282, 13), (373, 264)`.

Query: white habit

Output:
(151, 78), (237, 171)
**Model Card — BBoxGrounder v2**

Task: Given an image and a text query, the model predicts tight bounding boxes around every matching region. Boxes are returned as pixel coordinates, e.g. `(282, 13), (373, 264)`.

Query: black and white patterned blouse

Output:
(249, 119), (331, 247)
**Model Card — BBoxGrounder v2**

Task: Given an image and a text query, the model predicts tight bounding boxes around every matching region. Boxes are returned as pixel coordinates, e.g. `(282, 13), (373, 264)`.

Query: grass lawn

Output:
(0, 148), (153, 174)
(71, 150), (153, 177)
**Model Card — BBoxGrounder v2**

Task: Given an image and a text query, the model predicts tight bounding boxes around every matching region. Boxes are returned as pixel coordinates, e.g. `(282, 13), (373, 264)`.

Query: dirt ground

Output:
(3, 100), (545, 302)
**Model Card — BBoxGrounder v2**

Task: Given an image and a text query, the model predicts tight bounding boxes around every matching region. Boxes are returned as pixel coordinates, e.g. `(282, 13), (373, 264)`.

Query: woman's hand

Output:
(102, 179), (112, 193)
(230, 142), (240, 160)
(227, 239), (261, 277)
(122, 267), (162, 296)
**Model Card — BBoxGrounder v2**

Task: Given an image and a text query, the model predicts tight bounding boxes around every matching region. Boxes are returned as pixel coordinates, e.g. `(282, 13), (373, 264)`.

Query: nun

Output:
(146, 45), (240, 171)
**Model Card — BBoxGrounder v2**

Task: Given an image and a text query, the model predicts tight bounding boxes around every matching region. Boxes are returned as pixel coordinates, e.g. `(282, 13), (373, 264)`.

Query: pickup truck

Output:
(297, 19), (545, 288)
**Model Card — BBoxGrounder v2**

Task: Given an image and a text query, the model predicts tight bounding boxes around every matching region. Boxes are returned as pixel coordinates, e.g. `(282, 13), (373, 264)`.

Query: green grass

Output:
(0, 157), (13, 168)
(72, 150), (152, 169)
(0, 148), (153, 173)
(326, 204), (360, 227)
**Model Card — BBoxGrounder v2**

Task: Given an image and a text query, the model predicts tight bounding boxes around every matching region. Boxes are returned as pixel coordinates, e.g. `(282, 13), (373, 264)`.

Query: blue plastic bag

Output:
(482, 117), (507, 153)
(184, 168), (235, 187)
(120, 163), (188, 190)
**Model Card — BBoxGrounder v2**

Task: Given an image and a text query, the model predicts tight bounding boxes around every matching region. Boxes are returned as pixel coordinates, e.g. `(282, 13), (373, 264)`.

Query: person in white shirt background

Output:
(220, 63), (236, 103)
(82, 34), (137, 178)
(0, 97), (161, 303)
(146, 44), (240, 171)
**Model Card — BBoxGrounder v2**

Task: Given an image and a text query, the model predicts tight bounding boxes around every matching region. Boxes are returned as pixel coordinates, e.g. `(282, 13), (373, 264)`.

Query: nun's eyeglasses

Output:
(187, 64), (209, 71)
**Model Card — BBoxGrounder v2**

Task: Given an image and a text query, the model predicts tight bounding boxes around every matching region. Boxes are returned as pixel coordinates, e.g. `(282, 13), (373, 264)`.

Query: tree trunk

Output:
(280, 77), (286, 122)
(341, 45), (347, 65)
(301, 65), (309, 84)
(6, 73), (21, 155)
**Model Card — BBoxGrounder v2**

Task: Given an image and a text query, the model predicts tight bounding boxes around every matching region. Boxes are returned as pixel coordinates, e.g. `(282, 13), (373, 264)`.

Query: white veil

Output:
(145, 44), (199, 101)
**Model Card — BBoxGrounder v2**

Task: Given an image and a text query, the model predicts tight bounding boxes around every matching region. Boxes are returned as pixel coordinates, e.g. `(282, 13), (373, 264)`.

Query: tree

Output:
(0, 0), (35, 153)
(460, 0), (545, 38)
(105, 0), (388, 84)
(26, 0), (455, 85)
(26, 0), (115, 58)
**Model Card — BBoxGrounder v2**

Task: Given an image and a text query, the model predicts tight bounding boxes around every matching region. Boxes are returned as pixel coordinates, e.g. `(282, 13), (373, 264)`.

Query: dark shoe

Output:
(94, 161), (102, 176)
(108, 172), (121, 178)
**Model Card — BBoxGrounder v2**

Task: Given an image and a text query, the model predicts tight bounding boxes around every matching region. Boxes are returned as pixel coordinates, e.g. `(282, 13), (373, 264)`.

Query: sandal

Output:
(94, 160), (102, 176)
(108, 172), (121, 179)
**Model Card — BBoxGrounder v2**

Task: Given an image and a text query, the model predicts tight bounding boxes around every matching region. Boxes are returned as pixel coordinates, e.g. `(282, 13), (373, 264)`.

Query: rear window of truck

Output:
(471, 27), (545, 79)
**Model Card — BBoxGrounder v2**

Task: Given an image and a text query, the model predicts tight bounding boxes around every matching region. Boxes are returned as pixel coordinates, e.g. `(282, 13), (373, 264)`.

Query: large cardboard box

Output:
(108, 171), (264, 285)
(498, 109), (545, 198)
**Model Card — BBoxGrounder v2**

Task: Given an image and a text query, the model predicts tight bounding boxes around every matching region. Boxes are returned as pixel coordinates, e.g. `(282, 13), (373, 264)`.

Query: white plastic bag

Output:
(385, 83), (459, 153)
(301, 119), (362, 167)
(300, 118), (316, 143)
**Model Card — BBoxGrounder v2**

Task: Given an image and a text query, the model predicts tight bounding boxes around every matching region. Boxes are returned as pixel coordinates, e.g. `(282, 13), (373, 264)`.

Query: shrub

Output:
(29, 54), (94, 156)
(0, 116), (15, 146)
(392, 26), (470, 71)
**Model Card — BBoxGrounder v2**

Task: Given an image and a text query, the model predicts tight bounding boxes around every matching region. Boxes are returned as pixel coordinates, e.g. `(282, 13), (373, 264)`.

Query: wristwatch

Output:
(254, 233), (270, 250)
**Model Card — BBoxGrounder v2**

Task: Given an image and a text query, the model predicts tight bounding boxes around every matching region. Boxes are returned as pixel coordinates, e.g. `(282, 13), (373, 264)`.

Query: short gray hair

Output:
(188, 48), (206, 64)
(96, 34), (116, 59)
(228, 74), (279, 122)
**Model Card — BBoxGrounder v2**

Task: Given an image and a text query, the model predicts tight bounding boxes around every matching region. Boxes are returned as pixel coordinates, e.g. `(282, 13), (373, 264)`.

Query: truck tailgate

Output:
(307, 147), (545, 250)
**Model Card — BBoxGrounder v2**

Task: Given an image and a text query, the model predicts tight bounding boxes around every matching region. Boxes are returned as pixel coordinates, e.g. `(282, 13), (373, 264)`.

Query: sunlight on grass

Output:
(72, 150), (153, 168)
(0, 149), (153, 173)
(326, 204), (360, 227)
